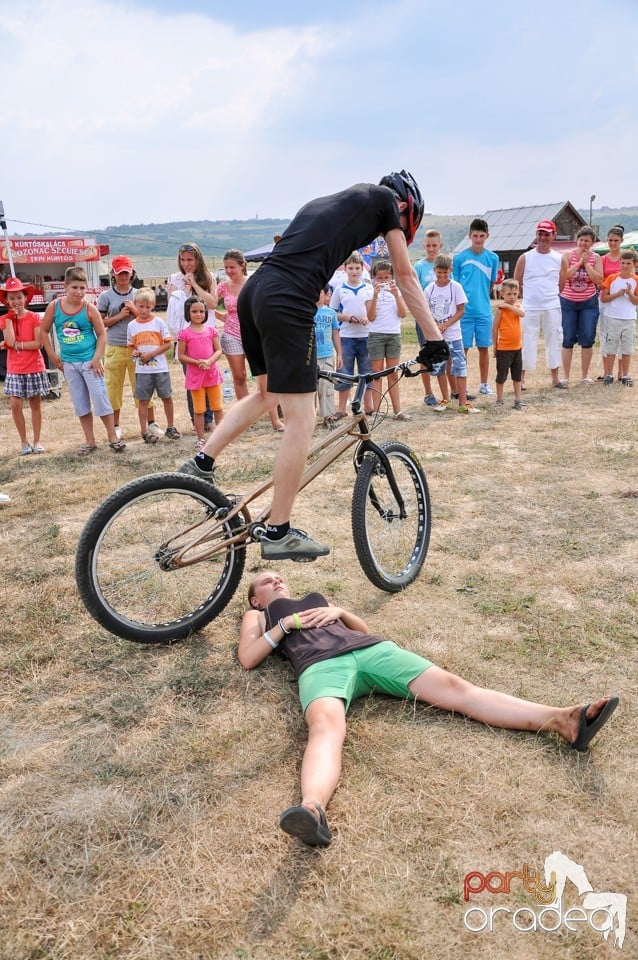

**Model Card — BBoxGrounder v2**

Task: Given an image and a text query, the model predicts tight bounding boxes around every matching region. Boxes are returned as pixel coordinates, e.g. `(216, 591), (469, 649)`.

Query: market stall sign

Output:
(0, 237), (101, 264)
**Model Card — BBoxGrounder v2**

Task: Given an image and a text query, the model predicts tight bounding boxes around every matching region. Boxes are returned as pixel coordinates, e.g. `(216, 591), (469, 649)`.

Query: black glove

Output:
(418, 340), (450, 371)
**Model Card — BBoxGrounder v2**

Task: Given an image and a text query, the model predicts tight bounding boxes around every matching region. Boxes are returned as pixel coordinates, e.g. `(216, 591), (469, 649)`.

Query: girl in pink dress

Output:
(216, 249), (284, 431)
(177, 297), (224, 448)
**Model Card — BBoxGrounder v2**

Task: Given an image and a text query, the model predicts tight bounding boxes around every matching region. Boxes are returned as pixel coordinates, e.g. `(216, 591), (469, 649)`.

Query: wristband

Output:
(277, 618), (291, 635)
(292, 613), (302, 630)
(263, 630), (278, 649)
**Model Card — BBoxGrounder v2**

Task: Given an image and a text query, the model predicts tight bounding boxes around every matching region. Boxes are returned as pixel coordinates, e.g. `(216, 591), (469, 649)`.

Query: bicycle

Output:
(76, 357), (431, 643)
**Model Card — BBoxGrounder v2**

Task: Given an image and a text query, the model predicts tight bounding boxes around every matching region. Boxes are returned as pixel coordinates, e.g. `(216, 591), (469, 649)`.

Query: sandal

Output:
(393, 411), (413, 421)
(330, 411), (347, 421)
(109, 439), (127, 453)
(279, 803), (332, 847)
(77, 444), (98, 456)
(142, 432), (159, 444)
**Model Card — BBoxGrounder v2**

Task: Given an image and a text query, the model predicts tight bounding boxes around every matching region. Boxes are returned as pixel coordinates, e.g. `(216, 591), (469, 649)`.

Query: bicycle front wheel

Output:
(351, 441), (430, 592)
(76, 473), (246, 643)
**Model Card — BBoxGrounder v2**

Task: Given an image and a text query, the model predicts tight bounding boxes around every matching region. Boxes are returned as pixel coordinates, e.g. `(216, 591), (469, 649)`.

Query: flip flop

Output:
(572, 696), (619, 751)
(279, 803), (332, 846)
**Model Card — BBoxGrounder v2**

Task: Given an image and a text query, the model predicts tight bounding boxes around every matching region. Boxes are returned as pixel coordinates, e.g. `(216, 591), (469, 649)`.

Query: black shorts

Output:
(238, 270), (317, 394)
(495, 349), (522, 384)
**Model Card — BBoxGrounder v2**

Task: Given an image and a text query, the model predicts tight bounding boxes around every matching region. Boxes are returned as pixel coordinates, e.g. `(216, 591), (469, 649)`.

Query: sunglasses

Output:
(179, 244), (197, 253)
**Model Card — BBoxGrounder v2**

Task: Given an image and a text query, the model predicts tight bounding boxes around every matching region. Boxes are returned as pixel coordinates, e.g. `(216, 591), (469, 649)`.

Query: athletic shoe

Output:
(165, 426), (181, 440)
(458, 404), (481, 415)
(478, 383), (494, 395)
(177, 459), (231, 506)
(114, 426), (123, 441)
(32, 444), (45, 453)
(432, 402), (449, 413)
(0, 493), (11, 504)
(424, 394), (438, 407)
(146, 422), (164, 438)
(261, 528), (330, 561)
(19, 443), (33, 455)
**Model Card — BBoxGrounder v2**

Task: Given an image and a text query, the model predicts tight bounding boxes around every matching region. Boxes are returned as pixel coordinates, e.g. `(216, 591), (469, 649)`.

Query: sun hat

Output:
(536, 220), (556, 234)
(0, 276), (35, 305)
(111, 255), (134, 274)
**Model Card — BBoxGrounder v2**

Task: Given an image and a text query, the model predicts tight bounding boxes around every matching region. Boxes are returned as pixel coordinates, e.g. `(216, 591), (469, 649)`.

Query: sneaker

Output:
(603, 375), (614, 385)
(261, 528), (330, 561)
(165, 426), (181, 440)
(0, 492), (11, 504)
(424, 394), (438, 407)
(19, 443), (33, 455)
(177, 459), (231, 506)
(478, 383), (494, 395)
(432, 402), (448, 413)
(114, 426), (123, 441)
(621, 376), (633, 387)
(146, 422), (164, 438)
(458, 404), (481, 415)
(32, 444), (45, 453)
(513, 400), (524, 410)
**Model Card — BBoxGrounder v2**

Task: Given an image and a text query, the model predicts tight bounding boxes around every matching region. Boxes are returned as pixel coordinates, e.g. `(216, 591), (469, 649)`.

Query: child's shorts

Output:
(367, 332), (402, 361)
(445, 338), (467, 378)
(495, 348), (523, 383)
(297, 640), (433, 714)
(190, 385), (222, 415)
(603, 318), (636, 357)
(461, 315), (492, 349)
(135, 372), (172, 401)
(4, 371), (51, 400)
(64, 361), (113, 418)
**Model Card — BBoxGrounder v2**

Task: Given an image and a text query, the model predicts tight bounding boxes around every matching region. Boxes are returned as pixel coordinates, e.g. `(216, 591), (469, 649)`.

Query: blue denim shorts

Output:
(336, 336), (371, 392)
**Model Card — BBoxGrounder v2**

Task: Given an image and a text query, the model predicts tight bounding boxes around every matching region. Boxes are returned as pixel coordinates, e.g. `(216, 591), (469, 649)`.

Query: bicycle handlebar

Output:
(318, 356), (423, 388)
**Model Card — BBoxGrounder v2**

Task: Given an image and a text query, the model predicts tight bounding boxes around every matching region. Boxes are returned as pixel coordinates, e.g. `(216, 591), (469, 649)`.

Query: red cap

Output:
(0, 276), (35, 305)
(111, 255), (134, 274)
(536, 220), (556, 234)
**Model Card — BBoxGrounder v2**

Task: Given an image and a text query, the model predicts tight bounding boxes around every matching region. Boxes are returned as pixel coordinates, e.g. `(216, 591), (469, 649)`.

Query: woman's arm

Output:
(238, 609), (297, 669)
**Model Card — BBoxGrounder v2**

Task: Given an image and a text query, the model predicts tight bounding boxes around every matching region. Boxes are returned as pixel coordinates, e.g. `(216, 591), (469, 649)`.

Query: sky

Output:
(1, 0), (637, 237)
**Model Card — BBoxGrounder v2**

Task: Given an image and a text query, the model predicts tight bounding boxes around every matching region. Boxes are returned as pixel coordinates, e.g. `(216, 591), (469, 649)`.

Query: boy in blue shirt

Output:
(313, 287), (342, 425)
(453, 218), (499, 395)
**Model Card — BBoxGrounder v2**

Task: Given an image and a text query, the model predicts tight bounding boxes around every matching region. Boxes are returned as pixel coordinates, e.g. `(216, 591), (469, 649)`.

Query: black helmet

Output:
(379, 169), (424, 245)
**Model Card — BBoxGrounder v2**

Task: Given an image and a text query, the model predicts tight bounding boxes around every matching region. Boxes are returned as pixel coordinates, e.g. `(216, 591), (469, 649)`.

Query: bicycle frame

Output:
(163, 357), (422, 568)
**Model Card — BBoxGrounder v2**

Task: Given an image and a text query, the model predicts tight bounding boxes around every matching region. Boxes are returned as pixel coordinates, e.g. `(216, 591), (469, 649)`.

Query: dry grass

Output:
(0, 327), (636, 960)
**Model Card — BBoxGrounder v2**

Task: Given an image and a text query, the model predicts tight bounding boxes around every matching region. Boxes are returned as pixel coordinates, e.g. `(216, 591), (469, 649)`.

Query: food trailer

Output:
(0, 236), (108, 308)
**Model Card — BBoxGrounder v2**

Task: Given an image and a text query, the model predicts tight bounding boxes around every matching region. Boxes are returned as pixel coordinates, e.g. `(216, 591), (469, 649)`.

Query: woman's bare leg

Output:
(300, 697), (347, 812)
(408, 666), (613, 744)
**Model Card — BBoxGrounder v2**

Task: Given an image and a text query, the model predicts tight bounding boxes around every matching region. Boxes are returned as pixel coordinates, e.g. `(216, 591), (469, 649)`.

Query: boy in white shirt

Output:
(127, 289), (181, 442)
(600, 250), (638, 386)
(424, 256), (480, 414)
(329, 252), (374, 417)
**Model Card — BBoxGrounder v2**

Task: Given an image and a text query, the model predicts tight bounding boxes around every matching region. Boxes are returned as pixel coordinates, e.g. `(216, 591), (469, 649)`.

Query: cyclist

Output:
(179, 171), (449, 561)
(239, 570), (620, 846)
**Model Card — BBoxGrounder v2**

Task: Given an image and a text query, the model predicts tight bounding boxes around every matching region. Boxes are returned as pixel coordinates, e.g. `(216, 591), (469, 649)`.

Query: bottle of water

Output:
(222, 368), (234, 402)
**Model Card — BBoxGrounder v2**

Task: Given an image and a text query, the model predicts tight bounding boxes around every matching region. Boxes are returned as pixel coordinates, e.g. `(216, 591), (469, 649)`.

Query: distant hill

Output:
(16, 206), (638, 261)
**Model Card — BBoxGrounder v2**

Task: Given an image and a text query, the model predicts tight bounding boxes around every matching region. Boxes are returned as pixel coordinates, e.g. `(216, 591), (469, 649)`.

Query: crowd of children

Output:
(2, 221), (636, 457)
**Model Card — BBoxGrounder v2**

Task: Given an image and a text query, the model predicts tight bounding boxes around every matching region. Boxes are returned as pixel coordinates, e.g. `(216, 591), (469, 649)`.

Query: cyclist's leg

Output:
(269, 392), (316, 524)
(200, 374), (278, 460)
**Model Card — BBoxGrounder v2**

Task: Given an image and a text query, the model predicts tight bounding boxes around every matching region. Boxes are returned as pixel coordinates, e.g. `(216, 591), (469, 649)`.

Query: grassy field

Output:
(0, 327), (636, 960)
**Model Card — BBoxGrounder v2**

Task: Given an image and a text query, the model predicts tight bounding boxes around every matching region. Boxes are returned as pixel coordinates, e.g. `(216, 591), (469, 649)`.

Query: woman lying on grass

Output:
(239, 571), (619, 848)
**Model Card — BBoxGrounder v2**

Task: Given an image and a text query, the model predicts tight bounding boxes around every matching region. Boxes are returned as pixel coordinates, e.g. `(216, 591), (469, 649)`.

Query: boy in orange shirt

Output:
(493, 279), (525, 409)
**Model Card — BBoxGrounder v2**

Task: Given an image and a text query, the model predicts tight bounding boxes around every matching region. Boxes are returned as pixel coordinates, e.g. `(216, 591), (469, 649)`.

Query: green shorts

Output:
(297, 641), (433, 714)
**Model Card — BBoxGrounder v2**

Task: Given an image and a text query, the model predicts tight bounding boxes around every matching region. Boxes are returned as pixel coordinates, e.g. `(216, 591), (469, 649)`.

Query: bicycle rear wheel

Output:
(351, 441), (430, 592)
(76, 473), (246, 643)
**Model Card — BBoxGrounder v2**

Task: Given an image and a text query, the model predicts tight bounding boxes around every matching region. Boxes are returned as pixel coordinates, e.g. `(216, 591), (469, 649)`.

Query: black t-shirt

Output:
(261, 183), (402, 298)
(266, 592), (383, 680)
